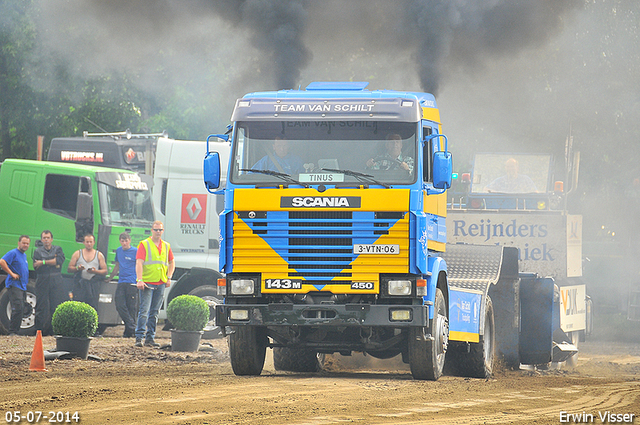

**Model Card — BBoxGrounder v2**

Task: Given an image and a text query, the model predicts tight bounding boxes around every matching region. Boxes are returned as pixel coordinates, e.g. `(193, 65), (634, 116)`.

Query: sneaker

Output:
(144, 339), (160, 347)
(135, 339), (143, 347)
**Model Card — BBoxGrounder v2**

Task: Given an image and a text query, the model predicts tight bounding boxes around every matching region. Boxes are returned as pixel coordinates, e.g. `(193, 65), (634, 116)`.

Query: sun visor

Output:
(231, 97), (422, 122)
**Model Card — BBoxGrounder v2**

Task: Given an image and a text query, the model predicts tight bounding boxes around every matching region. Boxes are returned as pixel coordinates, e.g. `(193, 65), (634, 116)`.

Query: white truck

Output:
(152, 136), (230, 334)
(47, 133), (231, 336)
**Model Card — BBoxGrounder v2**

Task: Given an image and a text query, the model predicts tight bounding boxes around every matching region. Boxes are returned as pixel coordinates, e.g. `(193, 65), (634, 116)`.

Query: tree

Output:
(0, 0), (37, 160)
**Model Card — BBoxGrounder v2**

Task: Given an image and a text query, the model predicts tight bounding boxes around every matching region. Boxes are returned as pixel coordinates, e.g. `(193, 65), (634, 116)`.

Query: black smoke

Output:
(401, 0), (583, 95)
(208, 0), (311, 90)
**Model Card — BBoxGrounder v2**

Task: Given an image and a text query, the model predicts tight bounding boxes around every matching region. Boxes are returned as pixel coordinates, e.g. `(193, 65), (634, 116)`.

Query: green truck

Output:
(0, 159), (155, 334)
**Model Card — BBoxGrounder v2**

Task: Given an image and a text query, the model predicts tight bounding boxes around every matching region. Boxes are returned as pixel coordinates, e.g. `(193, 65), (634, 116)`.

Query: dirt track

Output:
(1, 328), (639, 425)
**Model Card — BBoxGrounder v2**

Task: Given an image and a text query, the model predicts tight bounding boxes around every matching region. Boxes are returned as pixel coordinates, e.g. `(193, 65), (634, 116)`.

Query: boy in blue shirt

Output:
(0, 235), (31, 335)
(109, 232), (138, 337)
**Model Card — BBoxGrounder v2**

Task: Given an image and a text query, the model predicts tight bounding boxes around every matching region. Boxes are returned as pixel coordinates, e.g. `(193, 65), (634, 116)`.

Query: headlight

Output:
(388, 280), (412, 296)
(229, 309), (250, 321)
(230, 279), (255, 295)
(390, 309), (412, 321)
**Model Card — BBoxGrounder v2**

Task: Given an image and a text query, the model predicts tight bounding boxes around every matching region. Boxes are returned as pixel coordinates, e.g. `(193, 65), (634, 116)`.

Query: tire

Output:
(455, 296), (495, 378)
(273, 347), (325, 372)
(228, 326), (268, 376)
(409, 287), (448, 380)
(0, 283), (37, 335)
(188, 285), (223, 339)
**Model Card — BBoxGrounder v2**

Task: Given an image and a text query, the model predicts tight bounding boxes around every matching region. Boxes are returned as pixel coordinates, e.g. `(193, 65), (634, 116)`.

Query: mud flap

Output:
(519, 274), (553, 365)
(97, 280), (121, 326)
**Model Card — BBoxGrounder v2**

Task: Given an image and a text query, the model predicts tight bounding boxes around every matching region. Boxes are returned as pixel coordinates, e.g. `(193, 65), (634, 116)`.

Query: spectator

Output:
(109, 232), (139, 338)
(134, 221), (175, 348)
(0, 235), (30, 336)
(67, 233), (107, 317)
(33, 230), (66, 336)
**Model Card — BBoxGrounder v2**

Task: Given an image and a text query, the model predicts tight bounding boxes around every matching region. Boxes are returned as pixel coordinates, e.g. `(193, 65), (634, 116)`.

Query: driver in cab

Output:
(252, 137), (304, 175)
(366, 134), (414, 173)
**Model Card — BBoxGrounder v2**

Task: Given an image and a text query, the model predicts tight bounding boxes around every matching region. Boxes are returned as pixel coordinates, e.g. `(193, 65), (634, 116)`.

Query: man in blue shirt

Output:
(109, 232), (138, 338)
(0, 235), (31, 335)
(252, 137), (304, 175)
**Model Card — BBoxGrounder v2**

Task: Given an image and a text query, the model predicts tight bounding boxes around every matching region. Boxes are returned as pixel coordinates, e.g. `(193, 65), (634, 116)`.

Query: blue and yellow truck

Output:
(204, 82), (562, 380)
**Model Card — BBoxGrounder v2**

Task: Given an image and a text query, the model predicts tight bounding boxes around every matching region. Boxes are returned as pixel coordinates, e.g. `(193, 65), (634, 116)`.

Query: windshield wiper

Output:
(322, 168), (391, 189)
(240, 168), (309, 188)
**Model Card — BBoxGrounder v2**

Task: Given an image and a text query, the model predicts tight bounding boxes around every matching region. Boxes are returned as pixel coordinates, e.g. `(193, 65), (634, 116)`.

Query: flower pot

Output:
(55, 336), (92, 360)
(170, 330), (203, 352)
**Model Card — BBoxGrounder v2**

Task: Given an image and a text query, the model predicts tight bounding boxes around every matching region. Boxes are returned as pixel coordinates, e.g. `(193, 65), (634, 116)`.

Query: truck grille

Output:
(233, 210), (408, 286)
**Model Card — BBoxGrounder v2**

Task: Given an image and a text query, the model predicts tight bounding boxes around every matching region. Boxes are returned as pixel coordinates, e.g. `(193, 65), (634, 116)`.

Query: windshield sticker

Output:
(298, 173), (345, 183)
(114, 173), (148, 190)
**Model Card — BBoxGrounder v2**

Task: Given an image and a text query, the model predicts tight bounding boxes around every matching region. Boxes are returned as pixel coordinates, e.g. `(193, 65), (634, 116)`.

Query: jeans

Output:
(35, 273), (65, 335)
(8, 286), (25, 334)
(135, 283), (165, 341)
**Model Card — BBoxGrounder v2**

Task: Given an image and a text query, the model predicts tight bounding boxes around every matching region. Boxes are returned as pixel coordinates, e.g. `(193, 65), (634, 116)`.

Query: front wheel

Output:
(0, 283), (37, 335)
(228, 326), (268, 376)
(409, 287), (448, 380)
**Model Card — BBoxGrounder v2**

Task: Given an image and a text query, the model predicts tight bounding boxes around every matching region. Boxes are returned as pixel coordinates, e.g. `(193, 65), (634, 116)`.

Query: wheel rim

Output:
(200, 296), (222, 332)
(435, 313), (449, 363)
(484, 316), (493, 363)
(5, 291), (36, 330)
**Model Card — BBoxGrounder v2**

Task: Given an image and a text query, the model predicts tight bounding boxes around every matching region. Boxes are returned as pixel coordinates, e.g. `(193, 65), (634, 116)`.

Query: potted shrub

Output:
(167, 295), (209, 352)
(51, 301), (98, 359)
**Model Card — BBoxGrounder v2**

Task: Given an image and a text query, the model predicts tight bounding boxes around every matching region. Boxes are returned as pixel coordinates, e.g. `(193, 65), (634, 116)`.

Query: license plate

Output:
(353, 244), (400, 255)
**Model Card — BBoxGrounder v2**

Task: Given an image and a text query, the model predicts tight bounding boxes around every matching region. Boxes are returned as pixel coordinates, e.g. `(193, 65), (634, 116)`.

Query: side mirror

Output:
(204, 152), (221, 192)
(424, 133), (452, 190)
(433, 151), (452, 190)
(76, 192), (93, 221)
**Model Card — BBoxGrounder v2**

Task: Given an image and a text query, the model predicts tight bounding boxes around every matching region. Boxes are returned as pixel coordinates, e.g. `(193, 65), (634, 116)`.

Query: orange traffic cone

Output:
(29, 330), (47, 372)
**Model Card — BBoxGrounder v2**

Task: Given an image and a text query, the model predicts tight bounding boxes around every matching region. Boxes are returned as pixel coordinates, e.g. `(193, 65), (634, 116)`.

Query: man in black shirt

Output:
(33, 230), (66, 335)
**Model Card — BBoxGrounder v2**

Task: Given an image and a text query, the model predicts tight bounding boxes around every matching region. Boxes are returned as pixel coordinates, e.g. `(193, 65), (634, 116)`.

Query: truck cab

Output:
(203, 81), (573, 380)
(0, 159), (154, 334)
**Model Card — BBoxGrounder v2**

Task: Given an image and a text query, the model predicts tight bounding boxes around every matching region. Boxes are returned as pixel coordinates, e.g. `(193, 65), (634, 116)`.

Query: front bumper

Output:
(216, 303), (429, 328)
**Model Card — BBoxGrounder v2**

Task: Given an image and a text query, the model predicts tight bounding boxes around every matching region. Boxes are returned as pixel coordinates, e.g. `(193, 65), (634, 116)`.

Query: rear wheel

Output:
(228, 326), (267, 376)
(409, 288), (448, 380)
(0, 283), (37, 335)
(464, 296), (495, 378)
(273, 347), (325, 372)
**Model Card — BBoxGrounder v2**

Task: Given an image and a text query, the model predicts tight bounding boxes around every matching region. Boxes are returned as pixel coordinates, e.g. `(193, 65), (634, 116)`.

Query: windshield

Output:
(230, 121), (418, 186)
(471, 153), (552, 194)
(97, 182), (154, 226)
